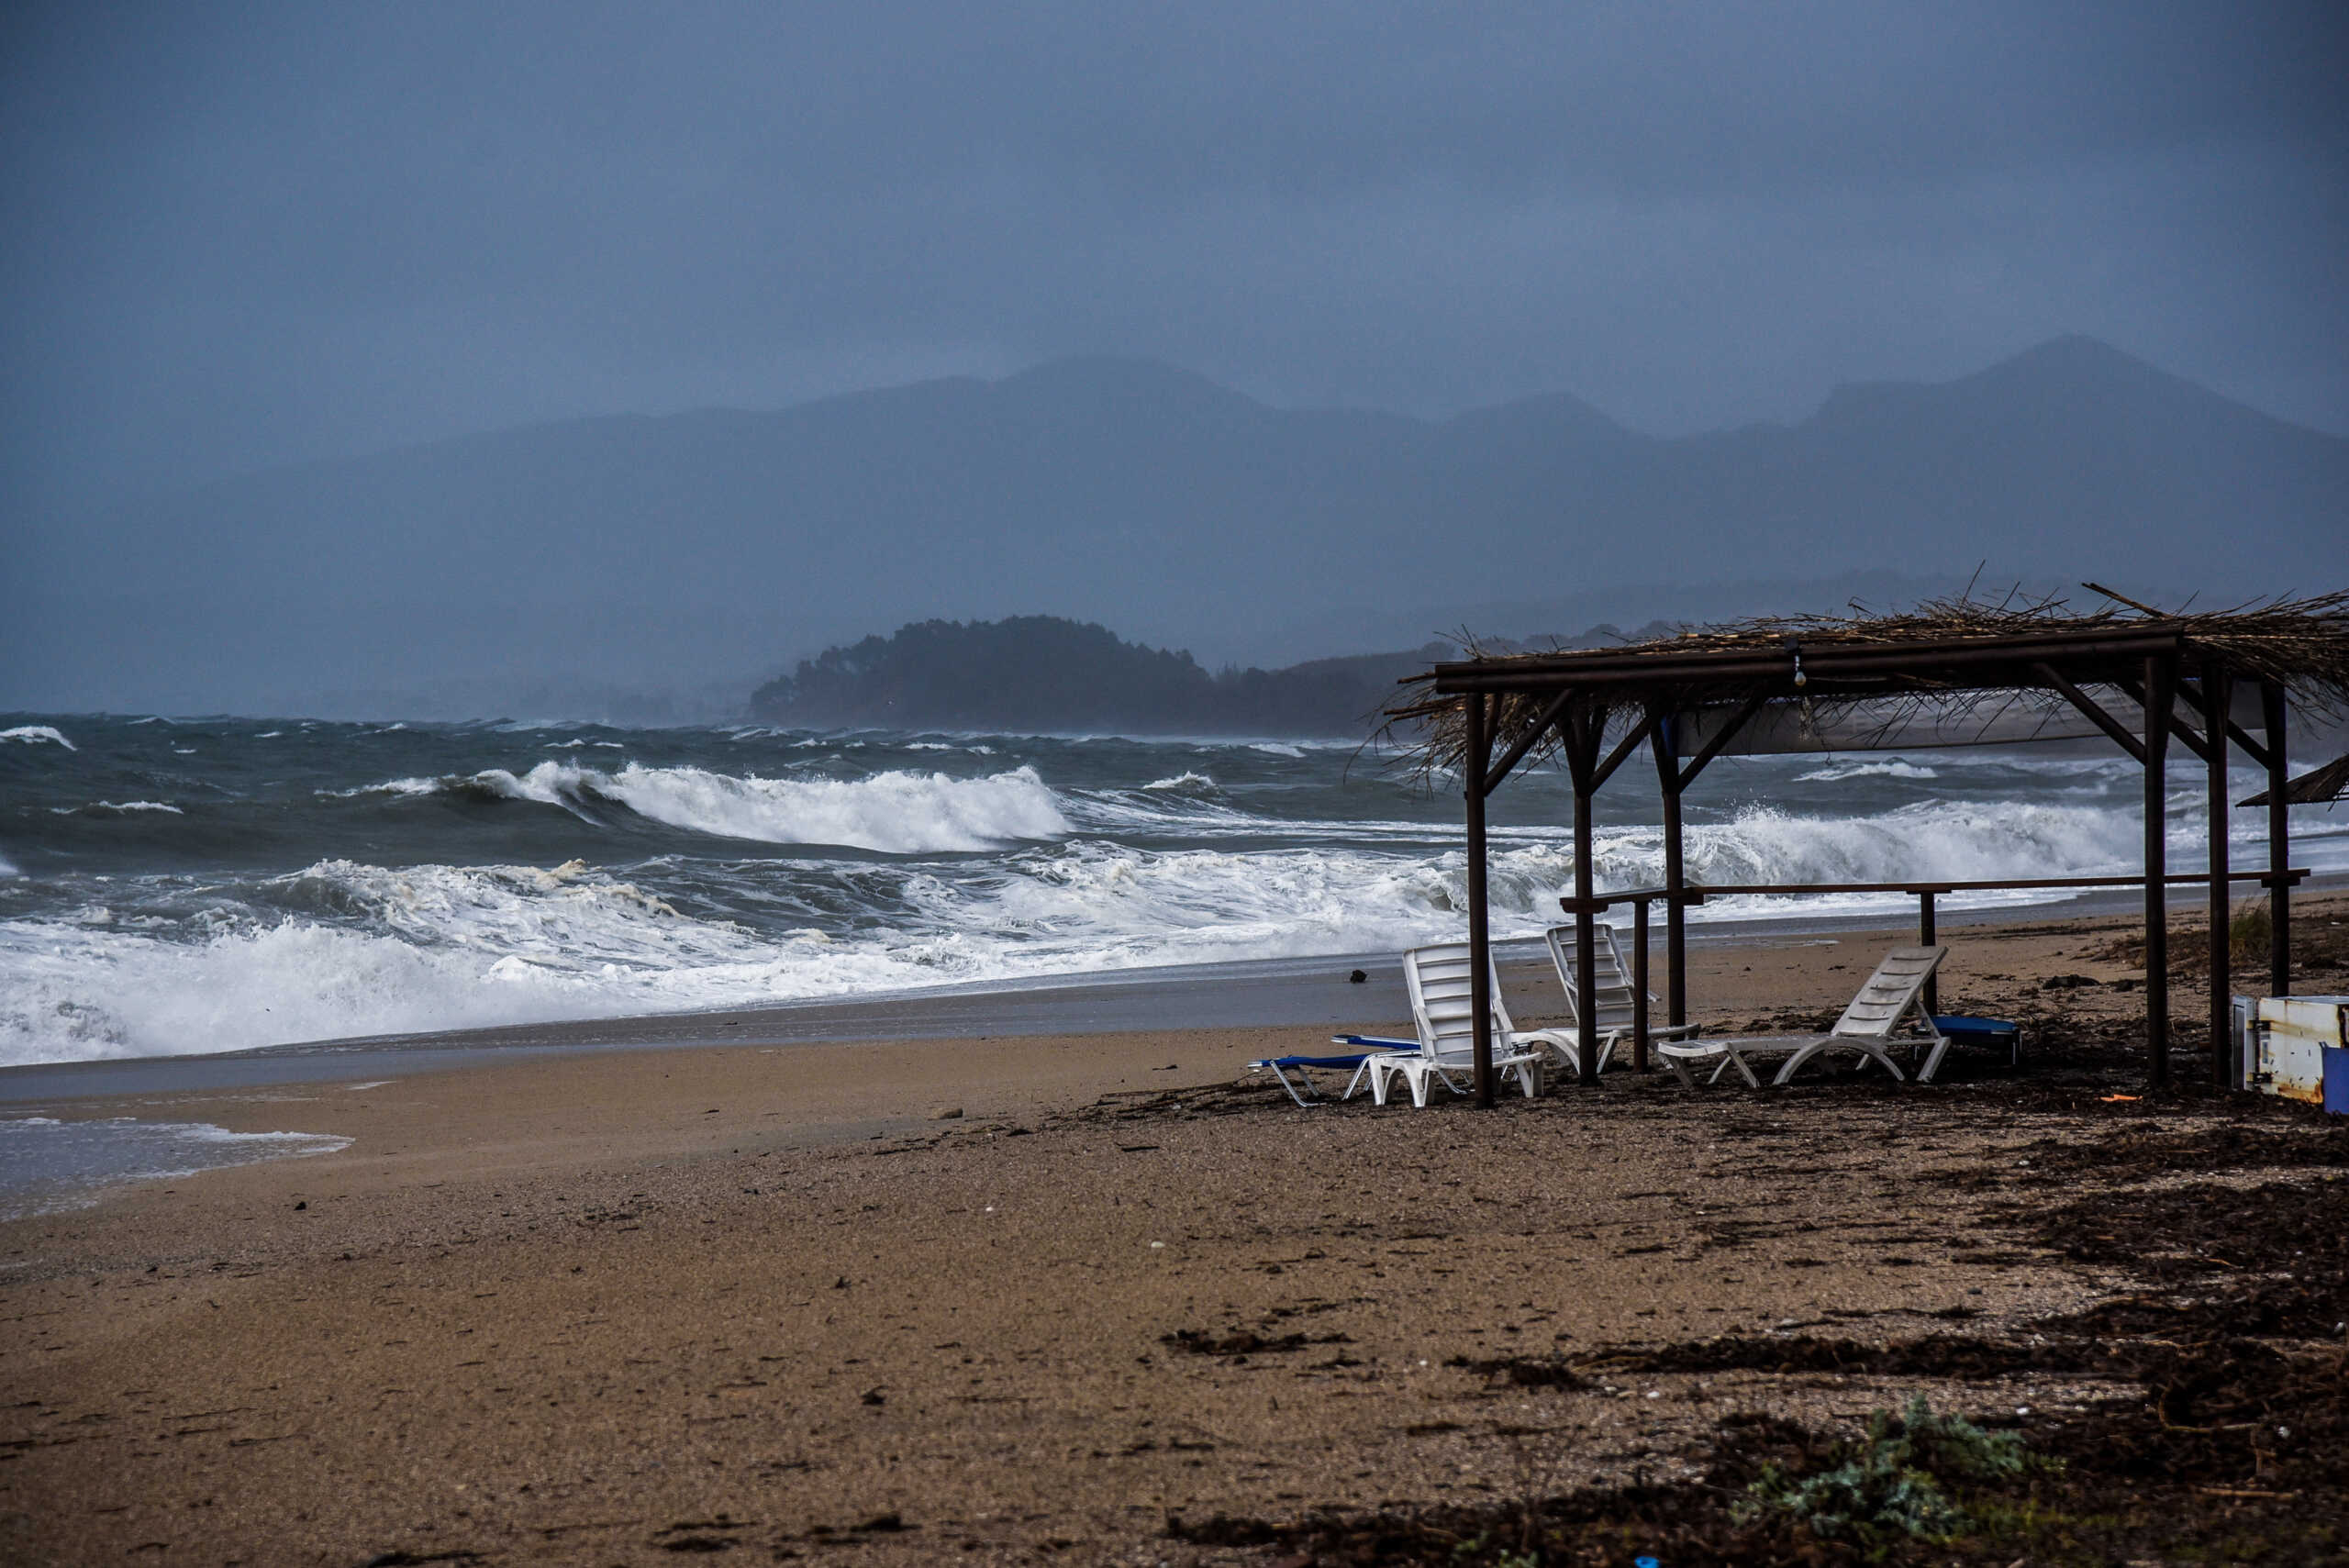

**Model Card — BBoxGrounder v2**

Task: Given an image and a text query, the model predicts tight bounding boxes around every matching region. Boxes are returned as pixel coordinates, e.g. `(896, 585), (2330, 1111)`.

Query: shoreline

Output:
(7, 875), (2337, 1106)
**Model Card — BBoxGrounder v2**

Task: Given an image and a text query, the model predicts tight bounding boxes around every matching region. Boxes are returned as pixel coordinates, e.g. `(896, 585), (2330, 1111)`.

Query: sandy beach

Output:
(5, 896), (2346, 1565)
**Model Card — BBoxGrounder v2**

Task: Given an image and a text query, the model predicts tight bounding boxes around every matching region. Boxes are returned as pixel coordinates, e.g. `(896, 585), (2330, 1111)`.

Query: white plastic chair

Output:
(1365, 943), (1550, 1108)
(1539, 924), (1705, 1077)
(1658, 946), (1950, 1087)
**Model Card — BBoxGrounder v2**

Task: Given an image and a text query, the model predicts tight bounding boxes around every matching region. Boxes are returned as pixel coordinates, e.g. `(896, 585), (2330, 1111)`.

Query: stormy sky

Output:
(4, 1), (2343, 522)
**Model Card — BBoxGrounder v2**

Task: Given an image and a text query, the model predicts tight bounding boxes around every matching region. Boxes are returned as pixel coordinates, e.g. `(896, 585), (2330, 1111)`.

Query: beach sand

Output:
(4, 896), (2345, 1565)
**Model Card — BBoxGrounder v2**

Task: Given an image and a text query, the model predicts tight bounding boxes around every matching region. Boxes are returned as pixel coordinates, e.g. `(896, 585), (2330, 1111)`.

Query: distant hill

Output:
(12, 336), (2343, 715)
(751, 617), (1453, 737)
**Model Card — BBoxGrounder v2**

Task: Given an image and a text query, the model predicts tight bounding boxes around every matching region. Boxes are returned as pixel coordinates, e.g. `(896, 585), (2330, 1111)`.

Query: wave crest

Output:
(340, 762), (1073, 852)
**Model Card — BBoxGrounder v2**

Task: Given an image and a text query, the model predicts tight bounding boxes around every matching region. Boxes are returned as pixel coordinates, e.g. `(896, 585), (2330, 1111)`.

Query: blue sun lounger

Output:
(1248, 1035), (1417, 1106)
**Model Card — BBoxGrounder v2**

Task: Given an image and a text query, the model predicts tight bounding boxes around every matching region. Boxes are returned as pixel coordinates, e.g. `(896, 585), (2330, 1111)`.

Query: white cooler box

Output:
(2235, 995), (2349, 1113)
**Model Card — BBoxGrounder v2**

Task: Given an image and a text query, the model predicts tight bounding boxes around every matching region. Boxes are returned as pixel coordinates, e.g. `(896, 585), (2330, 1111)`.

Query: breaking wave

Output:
(340, 762), (1073, 852)
(1795, 760), (1939, 783)
(5, 715), (2342, 1070)
(1, 725), (75, 750)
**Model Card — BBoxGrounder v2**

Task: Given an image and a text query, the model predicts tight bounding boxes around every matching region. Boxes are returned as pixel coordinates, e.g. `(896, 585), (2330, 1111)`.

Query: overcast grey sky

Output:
(4, 1), (2343, 518)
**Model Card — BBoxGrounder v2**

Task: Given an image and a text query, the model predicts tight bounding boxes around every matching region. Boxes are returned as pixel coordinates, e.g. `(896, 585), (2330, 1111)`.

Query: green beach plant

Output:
(1736, 1394), (2032, 1551)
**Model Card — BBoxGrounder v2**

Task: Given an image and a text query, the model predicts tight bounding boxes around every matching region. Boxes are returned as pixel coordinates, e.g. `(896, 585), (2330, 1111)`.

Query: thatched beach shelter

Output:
(1388, 590), (2349, 1103)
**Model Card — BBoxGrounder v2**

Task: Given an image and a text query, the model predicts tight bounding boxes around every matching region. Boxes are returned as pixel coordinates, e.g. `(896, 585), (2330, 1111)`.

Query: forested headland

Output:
(748, 616), (1677, 736)
(748, 617), (1442, 736)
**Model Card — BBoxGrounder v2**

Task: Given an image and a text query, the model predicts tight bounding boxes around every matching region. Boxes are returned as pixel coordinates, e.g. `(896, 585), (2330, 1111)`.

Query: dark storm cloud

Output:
(3, 1), (2343, 516)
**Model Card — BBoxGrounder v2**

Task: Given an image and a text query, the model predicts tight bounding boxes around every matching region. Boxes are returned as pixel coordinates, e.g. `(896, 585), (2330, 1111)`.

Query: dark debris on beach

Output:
(1131, 1005), (2349, 1565)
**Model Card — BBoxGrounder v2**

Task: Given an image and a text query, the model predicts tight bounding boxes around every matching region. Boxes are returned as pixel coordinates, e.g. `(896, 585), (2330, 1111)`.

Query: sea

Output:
(4, 713), (2344, 1073)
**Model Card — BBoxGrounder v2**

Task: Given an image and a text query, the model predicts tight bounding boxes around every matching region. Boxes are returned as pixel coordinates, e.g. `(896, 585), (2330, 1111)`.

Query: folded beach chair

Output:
(1539, 923), (1704, 1077)
(1364, 943), (1551, 1108)
(1656, 946), (1950, 1088)
(1248, 1045), (1391, 1107)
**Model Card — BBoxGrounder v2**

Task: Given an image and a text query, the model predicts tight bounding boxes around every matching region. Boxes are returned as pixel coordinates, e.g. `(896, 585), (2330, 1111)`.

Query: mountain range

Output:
(12, 335), (2343, 717)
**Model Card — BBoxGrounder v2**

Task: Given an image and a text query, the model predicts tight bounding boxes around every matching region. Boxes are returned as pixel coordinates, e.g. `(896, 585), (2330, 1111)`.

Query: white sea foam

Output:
(1, 725), (75, 750)
(50, 801), (184, 817)
(6, 732), (2343, 1070)
(598, 763), (1073, 851)
(0, 1116), (350, 1215)
(1795, 760), (1939, 782)
(5, 786), (2344, 1069)
(1249, 742), (1307, 758)
(340, 762), (1073, 852)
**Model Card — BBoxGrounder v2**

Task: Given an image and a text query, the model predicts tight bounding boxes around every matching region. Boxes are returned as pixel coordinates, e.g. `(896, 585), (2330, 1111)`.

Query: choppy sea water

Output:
(0, 1114), (350, 1217)
(3, 714), (2342, 1069)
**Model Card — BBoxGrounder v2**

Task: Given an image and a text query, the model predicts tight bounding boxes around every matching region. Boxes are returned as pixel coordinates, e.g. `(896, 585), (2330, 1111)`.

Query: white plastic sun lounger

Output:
(1656, 946), (1950, 1088)
(1538, 924), (1704, 1077)
(1364, 943), (1550, 1108)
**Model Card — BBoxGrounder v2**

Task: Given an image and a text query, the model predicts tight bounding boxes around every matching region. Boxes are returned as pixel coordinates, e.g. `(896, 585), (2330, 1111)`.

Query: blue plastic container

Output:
(1932, 1014), (2021, 1067)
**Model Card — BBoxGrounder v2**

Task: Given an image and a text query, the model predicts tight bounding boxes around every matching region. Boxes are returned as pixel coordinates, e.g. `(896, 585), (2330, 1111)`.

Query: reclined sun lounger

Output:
(1656, 946), (1950, 1088)
(1362, 943), (1551, 1108)
(1248, 1042), (1400, 1107)
(1538, 923), (1704, 1076)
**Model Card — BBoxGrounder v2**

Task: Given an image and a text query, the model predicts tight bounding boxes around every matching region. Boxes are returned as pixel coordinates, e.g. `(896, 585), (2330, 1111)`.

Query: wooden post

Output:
(1652, 709), (1688, 1029)
(1569, 708), (1600, 1084)
(2264, 681), (2290, 997)
(1631, 895), (1652, 1072)
(1464, 694), (1495, 1108)
(1917, 891), (1939, 1018)
(2204, 668), (2232, 1084)
(2143, 656), (2174, 1085)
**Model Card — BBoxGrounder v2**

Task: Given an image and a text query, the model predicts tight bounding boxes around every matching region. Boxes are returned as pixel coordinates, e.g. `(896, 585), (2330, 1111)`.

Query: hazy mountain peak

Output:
(993, 355), (1266, 417)
(1445, 389), (1641, 444)
(1807, 332), (2255, 433)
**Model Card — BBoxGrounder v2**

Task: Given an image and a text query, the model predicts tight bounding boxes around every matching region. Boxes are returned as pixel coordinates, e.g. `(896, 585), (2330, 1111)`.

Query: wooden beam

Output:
(1481, 686), (1576, 797)
(1430, 627), (2188, 689)
(2264, 682), (2291, 997)
(1675, 694), (1767, 791)
(2221, 717), (2273, 772)
(2034, 662), (2146, 764)
(2205, 668), (2232, 1085)
(2118, 674), (2213, 765)
(1464, 695), (1496, 1109)
(2143, 655), (2174, 1086)
(1560, 703), (1598, 795)
(1589, 709), (1660, 795)
(1653, 706), (1689, 1030)
(1567, 706), (1601, 1084)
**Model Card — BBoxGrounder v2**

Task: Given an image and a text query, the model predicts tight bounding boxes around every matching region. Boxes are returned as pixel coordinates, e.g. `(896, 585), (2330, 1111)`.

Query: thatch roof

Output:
(2242, 752), (2349, 808)
(1386, 588), (2349, 782)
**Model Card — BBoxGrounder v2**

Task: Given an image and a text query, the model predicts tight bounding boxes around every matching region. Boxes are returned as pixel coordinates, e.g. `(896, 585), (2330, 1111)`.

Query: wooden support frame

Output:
(2119, 673), (2215, 766)
(1426, 621), (2313, 1103)
(1464, 694), (1496, 1108)
(1481, 688), (1575, 796)
(1561, 706), (1603, 1084)
(2263, 681), (2291, 996)
(1652, 707), (1690, 1030)
(1918, 891), (1940, 1018)
(2203, 666), (2232, 1084)
(2143, 655), (2175, 1084)
(1675, 694), (1766, 792)
(2034, 663), (2146, 763)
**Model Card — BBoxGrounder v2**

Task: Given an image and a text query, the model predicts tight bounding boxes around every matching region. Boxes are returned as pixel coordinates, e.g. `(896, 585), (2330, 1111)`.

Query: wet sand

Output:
(3, 896), (2344, 1565)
